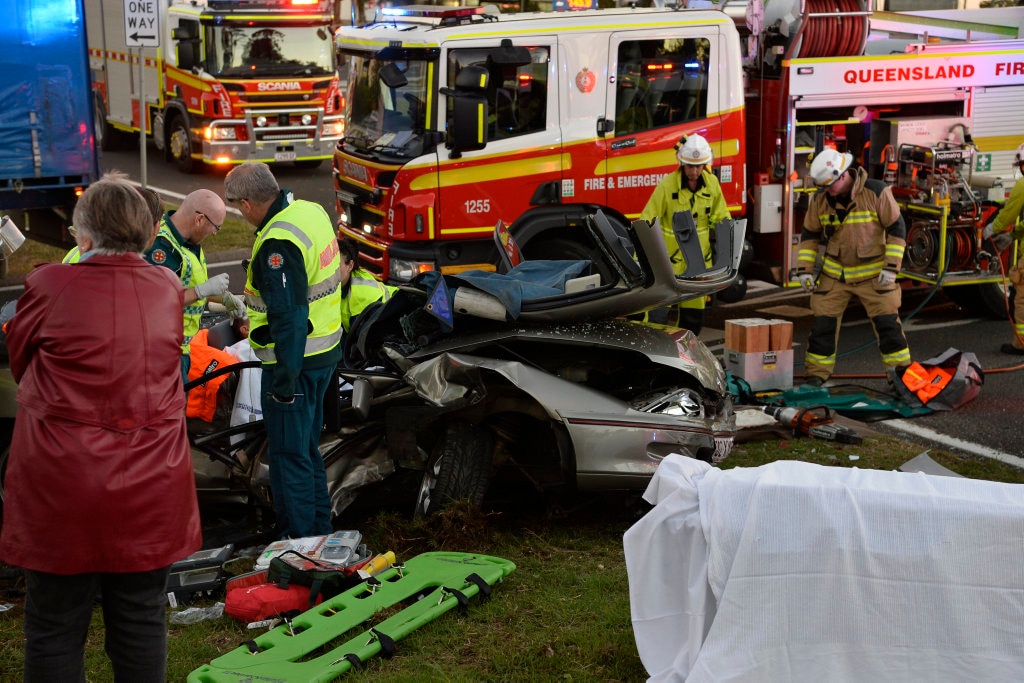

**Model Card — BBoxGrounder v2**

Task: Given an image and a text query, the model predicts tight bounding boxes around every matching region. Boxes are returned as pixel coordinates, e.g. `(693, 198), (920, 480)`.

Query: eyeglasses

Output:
(197, 211), (221, 233)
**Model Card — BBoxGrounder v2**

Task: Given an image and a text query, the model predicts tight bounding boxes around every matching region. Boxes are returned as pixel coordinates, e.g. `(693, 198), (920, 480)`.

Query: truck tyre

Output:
(943, 282), (1010, 320)
(94, 95), (125, 152)
(716, 273), (747, 303)
(527, 237), (617, 286)
(168, 114), (196, 173)
(412, 421), (493, 519)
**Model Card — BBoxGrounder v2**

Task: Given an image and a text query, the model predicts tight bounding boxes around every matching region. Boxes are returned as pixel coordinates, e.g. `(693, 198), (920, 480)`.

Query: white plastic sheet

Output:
(624, 456), (1024, 682)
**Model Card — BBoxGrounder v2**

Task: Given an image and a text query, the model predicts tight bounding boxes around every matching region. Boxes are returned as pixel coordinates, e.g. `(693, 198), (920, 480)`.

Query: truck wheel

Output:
(716, 273), (747, 303)
(168, 114), (196, 173)
(412, 421), (493, 519)
(94, 95), (125, 152)
(527, 237), (616, 285)
(944, 282), (1010, 320)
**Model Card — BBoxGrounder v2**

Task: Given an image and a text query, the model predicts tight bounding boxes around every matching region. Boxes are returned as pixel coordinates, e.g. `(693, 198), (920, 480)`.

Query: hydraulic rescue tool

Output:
(762, 405), (863, 445)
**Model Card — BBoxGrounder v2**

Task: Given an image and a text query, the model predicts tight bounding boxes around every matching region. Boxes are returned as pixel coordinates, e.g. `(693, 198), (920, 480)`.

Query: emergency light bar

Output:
(207, 0), (331, 12)
(380, 5), (486, 18)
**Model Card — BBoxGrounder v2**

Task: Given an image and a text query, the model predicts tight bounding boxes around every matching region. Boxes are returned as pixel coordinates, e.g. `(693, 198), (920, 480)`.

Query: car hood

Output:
(400, 318), (728, 395)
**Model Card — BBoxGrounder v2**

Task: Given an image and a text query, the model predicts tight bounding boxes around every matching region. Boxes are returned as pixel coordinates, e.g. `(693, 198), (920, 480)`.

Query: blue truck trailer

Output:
(0, 0), (99, 273)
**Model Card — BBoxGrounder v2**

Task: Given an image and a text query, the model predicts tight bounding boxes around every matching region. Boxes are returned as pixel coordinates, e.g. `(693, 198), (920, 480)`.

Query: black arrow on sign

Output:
(130, 33), (155, 42)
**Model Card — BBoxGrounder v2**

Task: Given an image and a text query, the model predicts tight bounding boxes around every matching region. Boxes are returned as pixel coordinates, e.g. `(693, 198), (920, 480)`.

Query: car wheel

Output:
(168, 114), (196, 173)
(412, 421), (493, 518)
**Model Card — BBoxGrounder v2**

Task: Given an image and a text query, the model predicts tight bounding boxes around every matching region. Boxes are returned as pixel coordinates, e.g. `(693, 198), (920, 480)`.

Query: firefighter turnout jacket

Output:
(641, 167), (730, 310)
(796, 166), (906, 282)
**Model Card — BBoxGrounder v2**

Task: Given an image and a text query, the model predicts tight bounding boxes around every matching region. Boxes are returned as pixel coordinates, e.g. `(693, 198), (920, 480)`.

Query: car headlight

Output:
(634, 387), (705, 419)
(389, 256), (435, 283)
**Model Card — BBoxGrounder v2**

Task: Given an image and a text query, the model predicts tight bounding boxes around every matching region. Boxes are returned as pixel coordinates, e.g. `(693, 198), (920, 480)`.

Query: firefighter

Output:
(641, 133), (730, 335)
(795, 148), (912, 386)
(982, 142), (1024, 354)
(339, 238), (397, 333)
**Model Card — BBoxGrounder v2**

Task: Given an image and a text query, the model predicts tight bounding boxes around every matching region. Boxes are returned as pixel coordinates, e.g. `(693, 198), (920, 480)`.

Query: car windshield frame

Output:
(342, 53), (434, 159)
(207, 24), (335, 78)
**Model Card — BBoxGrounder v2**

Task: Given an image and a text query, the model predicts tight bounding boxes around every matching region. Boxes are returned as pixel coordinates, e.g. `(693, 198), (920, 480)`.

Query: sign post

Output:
(123, 0), (159, 187)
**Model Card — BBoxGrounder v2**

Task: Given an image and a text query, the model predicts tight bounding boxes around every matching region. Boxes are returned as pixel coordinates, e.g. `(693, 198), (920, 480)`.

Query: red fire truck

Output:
(87, 0), (344, 173)
(332, 3), (1024, 314)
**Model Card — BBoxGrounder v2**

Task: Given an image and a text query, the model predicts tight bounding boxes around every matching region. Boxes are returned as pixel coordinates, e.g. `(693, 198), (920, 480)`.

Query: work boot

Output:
(1000, 343), (1024, 356)
(802, 376), (825, 387)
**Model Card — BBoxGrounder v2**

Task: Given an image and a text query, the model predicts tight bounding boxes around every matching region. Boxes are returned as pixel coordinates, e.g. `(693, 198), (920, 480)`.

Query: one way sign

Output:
(123, 0), (160, 48)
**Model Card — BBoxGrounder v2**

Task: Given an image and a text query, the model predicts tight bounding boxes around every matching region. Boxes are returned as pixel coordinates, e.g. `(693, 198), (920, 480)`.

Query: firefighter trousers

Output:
(804, 276), (911, 382)
(1008, 257), (1024, 348)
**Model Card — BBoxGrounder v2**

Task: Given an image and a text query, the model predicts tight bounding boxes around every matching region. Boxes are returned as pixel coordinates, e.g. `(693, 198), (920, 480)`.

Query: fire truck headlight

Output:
(389, 257), (435, 283)
(256, 116), (268, 128)
(323, 120), (344, 137)
(301, 114), (313, 126)
(210, 127), (237, 141)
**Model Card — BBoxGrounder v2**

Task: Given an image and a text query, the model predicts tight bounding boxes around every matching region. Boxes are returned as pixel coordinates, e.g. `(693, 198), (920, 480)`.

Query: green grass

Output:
(2, 433), (1023, 681)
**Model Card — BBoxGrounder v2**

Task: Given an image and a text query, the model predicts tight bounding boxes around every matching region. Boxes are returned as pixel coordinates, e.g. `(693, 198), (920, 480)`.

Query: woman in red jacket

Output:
(0, 176), (202, 681)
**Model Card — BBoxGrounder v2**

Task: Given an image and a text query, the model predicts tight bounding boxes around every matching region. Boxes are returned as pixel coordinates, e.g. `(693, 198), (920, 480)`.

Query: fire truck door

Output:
(604, 28), (724, 220)
(439, 42), (557, 238)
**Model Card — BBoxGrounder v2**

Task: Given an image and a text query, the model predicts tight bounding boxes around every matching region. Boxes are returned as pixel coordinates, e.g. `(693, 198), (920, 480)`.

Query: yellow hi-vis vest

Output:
(244, 200), (343, 364)
(341, 267), (396, 332)
(155, 218), (208, 356)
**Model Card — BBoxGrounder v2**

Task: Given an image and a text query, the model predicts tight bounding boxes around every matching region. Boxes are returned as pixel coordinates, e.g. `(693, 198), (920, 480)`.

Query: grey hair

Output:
(72, 177), (152, 254)
(224, 162), (280, 205)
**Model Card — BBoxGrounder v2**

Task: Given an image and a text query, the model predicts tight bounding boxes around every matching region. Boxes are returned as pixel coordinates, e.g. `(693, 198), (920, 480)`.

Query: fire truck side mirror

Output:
(443, 65), (490, 158)
(488, 39), (532, 68)
(380, 63), (408, 89)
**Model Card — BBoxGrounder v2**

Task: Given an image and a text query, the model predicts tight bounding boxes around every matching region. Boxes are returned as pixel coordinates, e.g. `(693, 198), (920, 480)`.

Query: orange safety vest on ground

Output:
(186, 328), (239, 422)
(901, 362), (954, 404)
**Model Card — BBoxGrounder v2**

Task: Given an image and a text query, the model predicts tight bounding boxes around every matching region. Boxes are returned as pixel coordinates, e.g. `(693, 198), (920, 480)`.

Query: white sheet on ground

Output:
(624, 456), (1024, 682)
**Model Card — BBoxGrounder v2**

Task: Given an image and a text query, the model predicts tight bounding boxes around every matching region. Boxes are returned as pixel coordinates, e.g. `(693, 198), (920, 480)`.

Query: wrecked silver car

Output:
(0, 209), (742, 520)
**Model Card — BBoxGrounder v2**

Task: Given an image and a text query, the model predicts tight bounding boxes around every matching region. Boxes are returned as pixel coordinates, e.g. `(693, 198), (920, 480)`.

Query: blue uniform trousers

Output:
(262, 363), (334, 538)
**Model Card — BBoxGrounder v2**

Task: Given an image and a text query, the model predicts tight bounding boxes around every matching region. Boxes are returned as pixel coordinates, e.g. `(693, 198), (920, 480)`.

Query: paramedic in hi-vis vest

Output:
(224, 162), (343, 539)
(640, 133), (730, 335)
(982, 143), (1024, 355)
(339, 237), (397, 333)
(145, 188), (245, 385)
(794, 149), (912, 386)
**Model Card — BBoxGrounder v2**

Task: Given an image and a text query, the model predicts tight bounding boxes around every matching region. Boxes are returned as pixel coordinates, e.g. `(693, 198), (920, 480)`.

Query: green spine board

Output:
(187, 551), (516, 683)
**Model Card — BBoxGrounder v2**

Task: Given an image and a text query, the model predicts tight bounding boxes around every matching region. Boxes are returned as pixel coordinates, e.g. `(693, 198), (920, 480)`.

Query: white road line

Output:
(885, 418), (1024, 468)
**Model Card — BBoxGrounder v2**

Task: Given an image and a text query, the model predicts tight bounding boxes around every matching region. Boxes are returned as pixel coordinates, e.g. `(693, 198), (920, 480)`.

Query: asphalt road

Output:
(62, 145), (1024, 468)
(707, 282), (1024, 467)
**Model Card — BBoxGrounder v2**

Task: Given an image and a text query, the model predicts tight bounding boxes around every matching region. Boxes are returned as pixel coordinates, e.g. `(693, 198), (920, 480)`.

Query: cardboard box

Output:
(724, 348), (794, 392)
(767, 319), (793, 351)
(724, 318), (770, 353)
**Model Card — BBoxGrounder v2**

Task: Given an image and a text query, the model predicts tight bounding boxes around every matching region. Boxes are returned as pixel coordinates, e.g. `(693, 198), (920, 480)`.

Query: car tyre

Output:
(413, 421), (493, 518)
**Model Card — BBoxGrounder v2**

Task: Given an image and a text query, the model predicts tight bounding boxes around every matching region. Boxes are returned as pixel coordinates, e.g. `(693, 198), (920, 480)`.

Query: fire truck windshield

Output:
(209, 24), (334, 78)
(342, 55), (431, 159)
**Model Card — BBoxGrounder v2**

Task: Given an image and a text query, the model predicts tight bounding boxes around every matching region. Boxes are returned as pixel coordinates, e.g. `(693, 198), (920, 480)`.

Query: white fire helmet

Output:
(809, 149), (853, 187)
(1014, 142), (1024, 168)
(676, 134), (713, 166)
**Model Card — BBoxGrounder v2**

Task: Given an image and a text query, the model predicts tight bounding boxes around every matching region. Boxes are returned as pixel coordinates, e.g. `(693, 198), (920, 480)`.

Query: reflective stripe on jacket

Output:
(245, 200), (343, 363)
